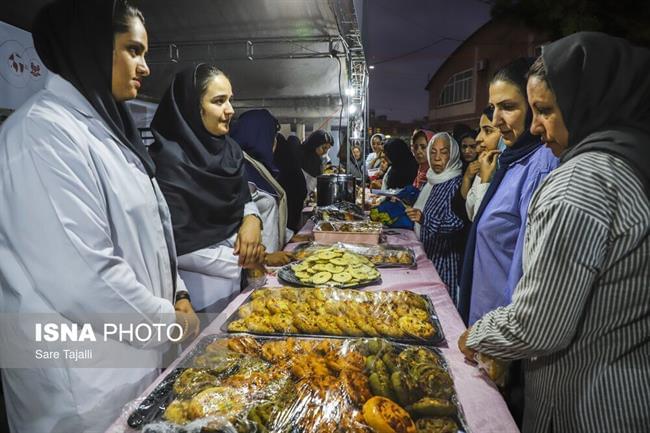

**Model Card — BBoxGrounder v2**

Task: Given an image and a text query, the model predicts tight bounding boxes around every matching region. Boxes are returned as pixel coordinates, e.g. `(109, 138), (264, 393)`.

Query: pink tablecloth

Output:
(107, 227), (519, 433)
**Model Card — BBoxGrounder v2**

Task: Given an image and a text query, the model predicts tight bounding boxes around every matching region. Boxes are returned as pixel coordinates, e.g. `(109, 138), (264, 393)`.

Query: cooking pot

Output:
(316, 174), (356, 206)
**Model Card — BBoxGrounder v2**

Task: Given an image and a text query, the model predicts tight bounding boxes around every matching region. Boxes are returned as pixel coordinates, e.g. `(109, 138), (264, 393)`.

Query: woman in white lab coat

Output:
(150, 64), (266, 314)
(0, 1), (198, 432)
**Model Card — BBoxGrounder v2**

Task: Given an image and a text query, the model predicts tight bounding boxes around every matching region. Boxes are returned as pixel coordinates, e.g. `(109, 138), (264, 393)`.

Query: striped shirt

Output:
(420, 176), (465, 304)
(467, 152), (650, 433)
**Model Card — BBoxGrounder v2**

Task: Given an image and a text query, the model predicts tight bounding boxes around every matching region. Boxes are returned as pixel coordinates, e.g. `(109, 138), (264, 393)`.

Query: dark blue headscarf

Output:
(230, 109), (280, 194)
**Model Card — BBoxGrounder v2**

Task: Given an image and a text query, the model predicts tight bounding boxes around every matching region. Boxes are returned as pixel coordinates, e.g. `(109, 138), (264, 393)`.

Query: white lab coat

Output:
(465, 175), (490, 222)
(0, 74), (184, 433)
(177, 200), (259, 312)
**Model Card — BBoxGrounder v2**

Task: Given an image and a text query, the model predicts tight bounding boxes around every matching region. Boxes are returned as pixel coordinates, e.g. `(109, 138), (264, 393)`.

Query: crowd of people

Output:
(0, 0), (647, 432)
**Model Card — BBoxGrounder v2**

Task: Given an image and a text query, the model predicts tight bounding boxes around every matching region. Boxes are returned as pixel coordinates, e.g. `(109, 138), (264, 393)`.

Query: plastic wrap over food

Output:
(293, 242), (416, 268)
(314, 202), (367, 222)
(278, 247), (381, 288)
(314, 221), (383, 233)
(475, 353), (509, 388)
(127, 335), (470, 433)
(223, 287), (444, 345)
(313, 221), (383, 245)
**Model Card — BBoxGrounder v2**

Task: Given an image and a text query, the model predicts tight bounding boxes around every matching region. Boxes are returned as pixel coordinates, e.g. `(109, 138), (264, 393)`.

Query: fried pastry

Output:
(265, 297), (290, 314)
(187, 386), (245, 420)
(244, 314), (274, 333)
(269, 313), (298, 333)
(398, 315), (435, 339)
(293, 312), (321, 334)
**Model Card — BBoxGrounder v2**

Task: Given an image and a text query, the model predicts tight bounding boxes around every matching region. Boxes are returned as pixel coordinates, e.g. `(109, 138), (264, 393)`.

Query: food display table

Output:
(106, 225), (519, 433)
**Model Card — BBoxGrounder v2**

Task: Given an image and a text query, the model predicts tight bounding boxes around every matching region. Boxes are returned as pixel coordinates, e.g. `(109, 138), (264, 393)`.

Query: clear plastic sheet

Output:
(313, 202), (367, 222)
(312, 221), (383, 245)
(475, 354), (509, 388)
(277, 247), (381, 288)
(222, 287), (444, 345)
(314, 221), (383, 233)
(292, 242), (416, 269)
(127, 335), (470, 433)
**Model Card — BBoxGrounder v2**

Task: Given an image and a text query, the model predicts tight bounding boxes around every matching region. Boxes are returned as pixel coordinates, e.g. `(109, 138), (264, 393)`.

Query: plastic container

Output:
(313, 221), (382, 245)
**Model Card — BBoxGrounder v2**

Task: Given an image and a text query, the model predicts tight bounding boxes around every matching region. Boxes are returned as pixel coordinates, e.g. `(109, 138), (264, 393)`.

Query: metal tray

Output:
(127, 334), (470, 433)
(220, 287), (445, 346)
(277, 263), (382, 289)
(292, 242), (417, 269)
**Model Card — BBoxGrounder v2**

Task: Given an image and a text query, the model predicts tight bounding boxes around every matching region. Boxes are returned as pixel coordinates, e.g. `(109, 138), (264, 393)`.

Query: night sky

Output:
(364, 0), (491, 123)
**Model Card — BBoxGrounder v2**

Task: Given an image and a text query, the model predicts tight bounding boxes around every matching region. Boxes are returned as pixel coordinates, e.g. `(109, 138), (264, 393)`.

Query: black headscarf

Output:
(32, 0), (155, 177)
(230, 109), (280, 194)
(301, 130), (333, 177)
(383, 138), (419, 189)
(149, 65), (251, 256)
(274, 134), (308, 231)
(543, 32), (650, 198)
(457, 59), (542, 324)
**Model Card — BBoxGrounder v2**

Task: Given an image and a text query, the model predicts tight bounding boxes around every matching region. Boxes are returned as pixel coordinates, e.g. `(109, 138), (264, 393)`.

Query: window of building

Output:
(438, 69), (473, 107)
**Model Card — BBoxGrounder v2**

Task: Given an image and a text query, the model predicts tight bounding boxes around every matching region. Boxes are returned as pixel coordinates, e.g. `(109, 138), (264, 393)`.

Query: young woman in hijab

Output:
(411, 129), (434, 189)
(338, 141), (365, 180)
(464, 106), (502, 221)
(150, 64), (265, 314)
(453, 123), (479, 169)
(382, 138), (419, 189)
(230, 109), (293, 263)
(457, 58), (559, 326)
(366, 132), (385, 169)
(406, 132), (465, 300)
(300, 129), (334, 193)
(369, 156), (391, 189)
(0, 1), (198, 431)
(274, 134), (308, 232)
(453, 106), (502, 222)
(461, 32), (650, 433)
(349, 145), (366, 180)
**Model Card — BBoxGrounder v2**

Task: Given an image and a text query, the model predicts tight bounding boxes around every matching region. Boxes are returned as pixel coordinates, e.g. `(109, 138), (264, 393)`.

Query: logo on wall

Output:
(8, 51), (24, 74)
(1, 40), (46, 88)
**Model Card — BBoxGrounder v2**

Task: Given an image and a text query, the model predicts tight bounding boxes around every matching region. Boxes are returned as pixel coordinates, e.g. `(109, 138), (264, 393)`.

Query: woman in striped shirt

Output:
(406, 132), (465, 303)
(460, 32), (650, 433)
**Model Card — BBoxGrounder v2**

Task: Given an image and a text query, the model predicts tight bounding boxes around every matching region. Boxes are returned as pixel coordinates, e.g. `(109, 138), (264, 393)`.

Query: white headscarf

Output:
(413, 132), (462, 236)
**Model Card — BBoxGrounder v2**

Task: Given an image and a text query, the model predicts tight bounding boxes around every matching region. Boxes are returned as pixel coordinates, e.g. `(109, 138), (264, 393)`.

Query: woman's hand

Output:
(265, 251), (294, 267)
(461, 160), (481, 199)
(174, 299), (200, 342)
(478, 150), (501, 183)
(405, 207), (423, 224)
(458, 328), (477, 363)
(234, 215), (265, 268)
(465, 160), (480, 180)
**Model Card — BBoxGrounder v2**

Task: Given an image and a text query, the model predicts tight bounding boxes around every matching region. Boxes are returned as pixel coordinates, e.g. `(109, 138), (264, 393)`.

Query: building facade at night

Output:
(425, 18), (547, 132)
(368, 110), (429, 141)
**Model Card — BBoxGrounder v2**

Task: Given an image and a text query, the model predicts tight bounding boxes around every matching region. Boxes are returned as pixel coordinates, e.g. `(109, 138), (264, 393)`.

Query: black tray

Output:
(277, 264), (382, 289)
(127, 334), (470, 433)
(220, 287), (445, 346)
(292, 242), (417, 269)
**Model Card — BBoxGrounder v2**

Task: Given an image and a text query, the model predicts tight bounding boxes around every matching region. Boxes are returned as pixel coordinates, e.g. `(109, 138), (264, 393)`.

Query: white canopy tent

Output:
(1, 0), (369, 163)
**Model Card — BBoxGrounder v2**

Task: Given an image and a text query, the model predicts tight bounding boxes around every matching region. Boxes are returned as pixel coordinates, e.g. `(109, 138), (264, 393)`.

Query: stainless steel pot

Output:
(316, 174), (356, 206)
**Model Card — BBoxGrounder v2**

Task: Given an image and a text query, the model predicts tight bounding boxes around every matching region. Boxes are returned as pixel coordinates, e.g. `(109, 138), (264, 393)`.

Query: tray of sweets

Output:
(278, 246), (382, 289)
(127, 334), (470, 433)
(292, 242), (417, 269)
(222, 286), (445, 346)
